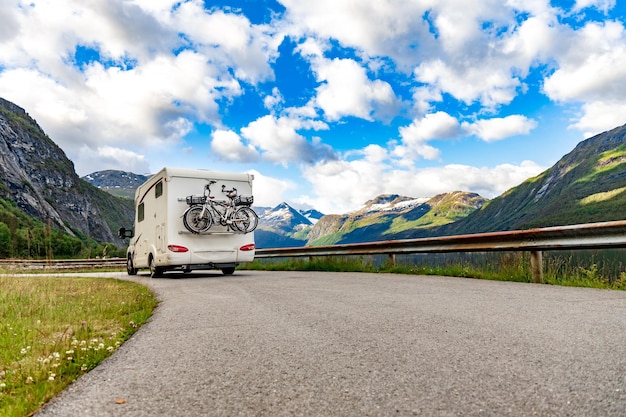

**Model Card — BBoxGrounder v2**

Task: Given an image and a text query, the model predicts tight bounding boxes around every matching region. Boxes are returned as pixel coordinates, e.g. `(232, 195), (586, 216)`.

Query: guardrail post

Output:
(530, 251), (543, 284)
(388, 253), (396, 267)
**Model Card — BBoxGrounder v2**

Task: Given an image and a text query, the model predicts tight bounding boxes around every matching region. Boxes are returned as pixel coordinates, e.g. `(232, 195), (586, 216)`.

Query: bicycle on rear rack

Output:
(183, 180), (258, 234)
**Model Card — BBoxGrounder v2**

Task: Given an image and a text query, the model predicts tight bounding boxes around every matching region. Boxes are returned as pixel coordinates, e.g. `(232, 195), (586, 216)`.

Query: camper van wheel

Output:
(126, 256), (138, 276)
(221, 267), (236, 275)
(149, 256), (163, 278)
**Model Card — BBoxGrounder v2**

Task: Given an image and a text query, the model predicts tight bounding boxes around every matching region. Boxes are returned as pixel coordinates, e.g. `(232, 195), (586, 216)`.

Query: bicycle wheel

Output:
(183, 206), (212, 233)
(231, 206), (259, 233)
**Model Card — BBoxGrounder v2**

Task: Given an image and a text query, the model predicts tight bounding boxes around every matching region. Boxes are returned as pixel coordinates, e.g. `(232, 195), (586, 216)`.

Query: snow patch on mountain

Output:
(353, 195), (430, 214)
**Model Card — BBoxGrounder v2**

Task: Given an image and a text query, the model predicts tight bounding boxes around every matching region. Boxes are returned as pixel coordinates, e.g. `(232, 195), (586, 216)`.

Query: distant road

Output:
(35, 271), (626, 417)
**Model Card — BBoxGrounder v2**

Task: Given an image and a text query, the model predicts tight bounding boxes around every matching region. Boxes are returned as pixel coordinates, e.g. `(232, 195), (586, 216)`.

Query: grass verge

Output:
(0, 276), (157, 417)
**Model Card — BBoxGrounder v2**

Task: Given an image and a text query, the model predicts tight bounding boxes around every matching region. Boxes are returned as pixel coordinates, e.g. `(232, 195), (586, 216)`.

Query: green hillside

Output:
(443, 125), (626, 235)
(0, 198), (125, 259)
(308, 192), (486, 245)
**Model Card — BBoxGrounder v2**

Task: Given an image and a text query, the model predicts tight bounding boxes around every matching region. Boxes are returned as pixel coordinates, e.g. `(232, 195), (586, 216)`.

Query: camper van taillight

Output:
(240, 244), (255, 251)
(167, 245), (189, 253)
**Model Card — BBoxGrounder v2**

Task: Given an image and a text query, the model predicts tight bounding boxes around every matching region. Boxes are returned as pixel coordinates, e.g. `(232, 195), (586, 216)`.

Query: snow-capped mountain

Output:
(300, 209), (324, 224)
(82, 170), (150, 199)
(255, 202), (320, 249)
(306, 192), (487, 246)
(351, 194), (430, 215)
(259, 202), (313, 231)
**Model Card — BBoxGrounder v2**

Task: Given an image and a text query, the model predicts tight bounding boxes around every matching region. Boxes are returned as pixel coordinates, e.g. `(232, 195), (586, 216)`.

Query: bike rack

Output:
(177, 230), (250, 235)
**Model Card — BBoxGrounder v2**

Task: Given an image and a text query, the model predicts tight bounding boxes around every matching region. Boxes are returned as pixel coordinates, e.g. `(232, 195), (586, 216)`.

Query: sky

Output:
(1, 0), (626, 214)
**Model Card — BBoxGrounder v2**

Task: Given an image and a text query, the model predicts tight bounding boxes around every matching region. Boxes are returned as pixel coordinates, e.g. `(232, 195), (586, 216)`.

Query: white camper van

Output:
(119, 167), (256, 277)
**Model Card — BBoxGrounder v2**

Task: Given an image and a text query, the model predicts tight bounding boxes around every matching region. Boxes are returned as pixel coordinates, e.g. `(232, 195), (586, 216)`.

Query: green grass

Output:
(0, 277), (157, 417)
(244, 250), (626, 290)
(386, 215), (452, 234)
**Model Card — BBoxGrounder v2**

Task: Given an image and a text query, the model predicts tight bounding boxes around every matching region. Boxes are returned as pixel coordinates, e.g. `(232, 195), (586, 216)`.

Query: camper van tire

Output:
(221, 267), (236, 275)
(127, 256), (138, 276)
(149, 256), (163, 278)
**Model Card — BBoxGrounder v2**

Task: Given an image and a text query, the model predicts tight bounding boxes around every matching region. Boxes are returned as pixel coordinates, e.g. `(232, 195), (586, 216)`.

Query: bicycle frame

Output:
(201, 198), (236, 226)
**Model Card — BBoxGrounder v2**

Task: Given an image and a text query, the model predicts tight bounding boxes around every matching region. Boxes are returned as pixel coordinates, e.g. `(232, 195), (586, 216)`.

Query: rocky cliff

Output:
(0, 97), (132, 244)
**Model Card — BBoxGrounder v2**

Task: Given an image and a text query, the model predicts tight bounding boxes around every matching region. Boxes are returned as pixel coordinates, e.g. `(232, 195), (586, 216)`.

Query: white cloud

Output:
(544, 20), (626, 133)
(264, 87), (284, 112)
(393, 112), (461, 161)
(281, 0), (432, 66)
(241, 115), (310, 164)
(416, 161), (544, 199)
(240, 114), (335, 165)
(76, 145), (150, 176)
(570, 101), (626, 137)
(132, 0), (180, 15)
(0, 1), (175, 70)
(424, 0), (510, 54)
(313, 57), (399, 122)
(501, 15), (559, 69)
(301, 151), (545, 214)
(171, 3), (282, 84)
(573, 0), (616, 13)
(82, 49), (235, 133)
(406, 1), (562, 110)
(544, 22), (626, 101)
(300, 149), (390, 214)
(284, 0), (558, 112)
(0, 1), (19, 42)
(414, 59), (521, 109)
(463, 115), (538, 142)
(0, 45), (258, 184)
(210, 129), (259, 163)
(0, 50), (230, 150)
(247, 169), (297, 208)
(401, 111), (461, 142)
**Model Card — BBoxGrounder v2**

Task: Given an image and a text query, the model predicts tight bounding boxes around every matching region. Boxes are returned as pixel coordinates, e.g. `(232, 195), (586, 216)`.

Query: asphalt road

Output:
(34, 270), (626, 417)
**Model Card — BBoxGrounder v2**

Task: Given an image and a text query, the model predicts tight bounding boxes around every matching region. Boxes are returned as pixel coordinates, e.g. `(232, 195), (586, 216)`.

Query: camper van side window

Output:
(155, 181), (163, 198)
(138, 203), (145, 222)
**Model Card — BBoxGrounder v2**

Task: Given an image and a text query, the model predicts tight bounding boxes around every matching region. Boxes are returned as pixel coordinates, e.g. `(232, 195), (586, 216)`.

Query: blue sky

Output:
(1, 0), (625, 213)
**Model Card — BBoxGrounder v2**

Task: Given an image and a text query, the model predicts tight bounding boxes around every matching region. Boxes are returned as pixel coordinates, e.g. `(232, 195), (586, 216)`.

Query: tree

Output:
(0, 222), (12, 257)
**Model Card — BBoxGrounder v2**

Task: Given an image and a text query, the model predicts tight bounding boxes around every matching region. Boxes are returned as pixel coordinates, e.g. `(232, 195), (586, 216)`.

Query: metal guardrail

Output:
(0, 258), (126, 270)
(3, 221), (625, 282)
(255, 220), (626, 283)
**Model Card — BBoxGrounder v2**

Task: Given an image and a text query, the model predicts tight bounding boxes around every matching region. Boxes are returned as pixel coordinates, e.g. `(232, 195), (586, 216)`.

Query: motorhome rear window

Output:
(155, 181), (163, 198)
(138, 202), (145, 222)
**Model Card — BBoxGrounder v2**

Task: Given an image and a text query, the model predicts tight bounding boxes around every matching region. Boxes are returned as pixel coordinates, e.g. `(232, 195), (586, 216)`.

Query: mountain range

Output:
(82, 170), (149, 199)
(2, 96), (626, 250)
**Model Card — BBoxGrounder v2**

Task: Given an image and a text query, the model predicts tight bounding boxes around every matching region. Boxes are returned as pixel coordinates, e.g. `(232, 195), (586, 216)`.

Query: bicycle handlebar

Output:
(203, 181), (238, 200)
